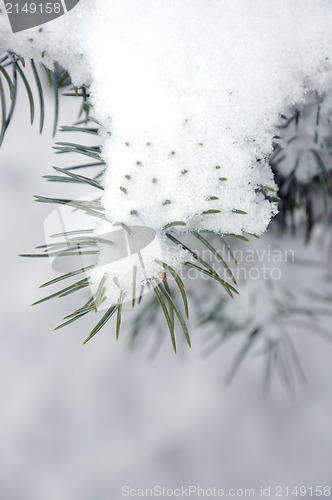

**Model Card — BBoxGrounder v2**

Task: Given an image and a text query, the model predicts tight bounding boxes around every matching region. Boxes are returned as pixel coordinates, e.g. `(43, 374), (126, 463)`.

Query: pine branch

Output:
(0, 51), (89, 144)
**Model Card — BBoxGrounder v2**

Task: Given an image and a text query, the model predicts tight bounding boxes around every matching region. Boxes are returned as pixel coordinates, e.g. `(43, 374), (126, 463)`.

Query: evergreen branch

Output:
(60, 125), (99, 135)
(50, 166), (104, 190)
(159, 282), (191, 348)
(51, 229), (94, 238)
(155, 260), (189, 320)
(31, 277), (90, 305)
(184, 261), (237, 298)
(54, 303), (95, 331)
(59, 161), (105, 171)
(39, 265), (95, 288)
(116, 291), (124, 340)
(82, 304), (119, 345)
(34, 195), (106, 220)
(192, 232), (237, 284)
(30, 59), (44, 133)
(0, 63), (14, 97)
(5, 64), (17, 131)
(163, 278), (175, 331)
(132, 265), (137, 308)
(215, 235), (240, 267)
(0, 75), (6, 145)
(14, 60), (35, 124)
(94, 274), (107, 312)
(152, 279), (177, 354)
(163, 221), (187, 230)
(50, 68), (59, 137)
(0, 52), (91, 145)
(63, 298), (96, 319)
(166, 233), (238, 298)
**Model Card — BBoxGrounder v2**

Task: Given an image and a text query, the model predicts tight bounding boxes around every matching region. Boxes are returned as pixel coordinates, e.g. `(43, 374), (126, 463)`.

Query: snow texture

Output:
(1, 0), (332, 302)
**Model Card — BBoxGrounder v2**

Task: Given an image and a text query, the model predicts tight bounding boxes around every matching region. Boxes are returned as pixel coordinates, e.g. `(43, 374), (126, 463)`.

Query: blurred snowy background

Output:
(1, 75), (332, 500)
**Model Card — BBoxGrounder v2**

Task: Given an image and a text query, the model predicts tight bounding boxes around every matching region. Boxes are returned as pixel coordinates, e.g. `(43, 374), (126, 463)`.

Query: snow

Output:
(1, 0), (332, 302)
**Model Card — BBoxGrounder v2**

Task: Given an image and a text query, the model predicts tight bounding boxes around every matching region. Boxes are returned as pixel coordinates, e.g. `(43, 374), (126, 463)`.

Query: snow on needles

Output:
(1, 0), (332, 302)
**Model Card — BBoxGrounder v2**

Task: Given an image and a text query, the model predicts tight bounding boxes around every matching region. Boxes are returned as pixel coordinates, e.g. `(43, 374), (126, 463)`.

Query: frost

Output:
(1, 0), (332, 301)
